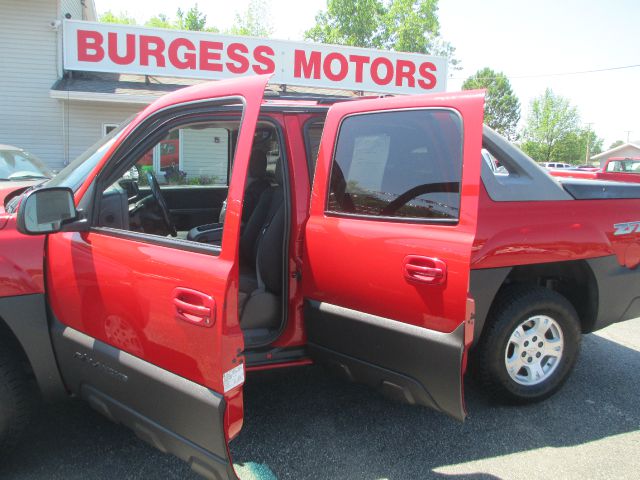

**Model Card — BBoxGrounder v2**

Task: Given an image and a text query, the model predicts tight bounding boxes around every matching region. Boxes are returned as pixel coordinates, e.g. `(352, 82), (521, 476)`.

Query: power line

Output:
(451, 63), (640, 80)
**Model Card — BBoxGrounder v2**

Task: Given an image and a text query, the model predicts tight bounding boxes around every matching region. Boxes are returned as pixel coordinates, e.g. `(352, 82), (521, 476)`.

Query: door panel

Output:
(303, 91), (484, 421)
(46, 74), (270, 478)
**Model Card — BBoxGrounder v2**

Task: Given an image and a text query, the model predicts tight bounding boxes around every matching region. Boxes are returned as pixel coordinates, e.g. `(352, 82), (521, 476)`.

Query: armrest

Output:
(187, 223), (224, 243)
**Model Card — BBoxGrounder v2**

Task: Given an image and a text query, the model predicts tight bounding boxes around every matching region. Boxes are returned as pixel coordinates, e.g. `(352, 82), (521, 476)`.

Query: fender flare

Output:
(0, 294), (67, 401)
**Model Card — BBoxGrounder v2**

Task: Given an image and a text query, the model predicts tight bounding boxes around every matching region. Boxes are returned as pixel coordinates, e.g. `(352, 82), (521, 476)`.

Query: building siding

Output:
(60, 0), (82, 21)
(64, 101), (141, 161)
(181, 127), (229, 184)
(0, 0), (66, 168)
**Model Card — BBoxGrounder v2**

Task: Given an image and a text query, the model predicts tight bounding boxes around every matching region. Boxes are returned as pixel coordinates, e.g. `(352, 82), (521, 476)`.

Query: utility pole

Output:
(625, 130), (632, 143)
(585, 122), (594, 164)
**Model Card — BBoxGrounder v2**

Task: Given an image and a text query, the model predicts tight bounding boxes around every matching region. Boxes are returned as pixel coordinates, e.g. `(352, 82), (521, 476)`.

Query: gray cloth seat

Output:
(238, 163), (285, 330)
(218, 149), (271, 224)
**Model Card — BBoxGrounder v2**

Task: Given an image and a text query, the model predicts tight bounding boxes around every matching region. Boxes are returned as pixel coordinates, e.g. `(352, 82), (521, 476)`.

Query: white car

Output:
(541, 162), (572, 169)
(0, 144), (52, 182)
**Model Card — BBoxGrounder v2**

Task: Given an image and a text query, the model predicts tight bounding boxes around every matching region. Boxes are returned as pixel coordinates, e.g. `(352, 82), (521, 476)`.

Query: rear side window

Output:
(327, 109), (463, 222)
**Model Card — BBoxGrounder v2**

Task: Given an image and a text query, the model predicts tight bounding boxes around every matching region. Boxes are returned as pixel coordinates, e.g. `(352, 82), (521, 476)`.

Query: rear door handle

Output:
(403, 256), (447, 285)
(172, 287), (215, 327)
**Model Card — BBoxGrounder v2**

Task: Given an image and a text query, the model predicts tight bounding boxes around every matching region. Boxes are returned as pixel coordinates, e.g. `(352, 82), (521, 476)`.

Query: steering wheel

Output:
(146, 171), (177, 237)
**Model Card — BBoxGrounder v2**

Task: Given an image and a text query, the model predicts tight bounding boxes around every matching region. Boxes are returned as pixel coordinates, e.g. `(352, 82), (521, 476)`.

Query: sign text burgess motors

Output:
(63, 20), (447, 94)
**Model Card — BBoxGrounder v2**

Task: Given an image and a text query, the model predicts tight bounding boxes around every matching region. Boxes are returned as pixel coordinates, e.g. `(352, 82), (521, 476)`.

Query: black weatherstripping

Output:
(0, 294), (66, 400)
(304, 300), (467, 421)
(50, 319), (235, 480)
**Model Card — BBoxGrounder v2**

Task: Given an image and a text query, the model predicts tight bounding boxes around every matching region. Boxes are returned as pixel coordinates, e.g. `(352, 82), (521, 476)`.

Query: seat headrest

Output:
(249, 150), (268, 178)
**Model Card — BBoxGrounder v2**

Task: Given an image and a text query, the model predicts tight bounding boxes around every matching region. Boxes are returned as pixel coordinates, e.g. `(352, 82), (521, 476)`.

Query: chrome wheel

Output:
(504, 315), (564, 386)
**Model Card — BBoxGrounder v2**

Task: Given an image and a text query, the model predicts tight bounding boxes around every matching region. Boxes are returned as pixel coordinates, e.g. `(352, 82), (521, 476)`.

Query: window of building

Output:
(327, 109), (463, 222)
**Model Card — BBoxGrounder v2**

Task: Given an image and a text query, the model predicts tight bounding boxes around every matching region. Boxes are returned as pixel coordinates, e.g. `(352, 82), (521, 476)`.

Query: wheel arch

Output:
(0, 295), (67, 401)
(471, 259), (599, 346)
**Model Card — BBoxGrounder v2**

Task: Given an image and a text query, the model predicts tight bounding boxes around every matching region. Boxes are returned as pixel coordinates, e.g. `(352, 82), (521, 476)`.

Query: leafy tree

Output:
(146, 5), (218, 32)
(462, 68), (520, 140)
(99, 11), (137, 25)
(183, 4), (208, 31)
(582, 129), (603, 157)
(145, 14), (172, 29)
(305, 0), (458, 67)
(520, 89), (581, 163)
(551, 129), (602, 164)
(228, 0), (273, 37)
(609, 139), (624, 149)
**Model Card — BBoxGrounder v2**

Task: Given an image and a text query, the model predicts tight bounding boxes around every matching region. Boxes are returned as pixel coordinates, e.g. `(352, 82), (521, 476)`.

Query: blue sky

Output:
(94, 0), (640, 147)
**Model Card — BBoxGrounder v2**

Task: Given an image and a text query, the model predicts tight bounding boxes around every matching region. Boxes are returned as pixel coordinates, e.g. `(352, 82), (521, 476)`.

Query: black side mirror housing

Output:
(16, 187), (85, 235)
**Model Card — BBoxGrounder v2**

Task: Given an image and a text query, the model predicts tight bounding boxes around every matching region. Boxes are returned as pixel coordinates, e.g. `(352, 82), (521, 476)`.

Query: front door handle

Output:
(403, 256), (447, 285)
(173, 287), (215, 327)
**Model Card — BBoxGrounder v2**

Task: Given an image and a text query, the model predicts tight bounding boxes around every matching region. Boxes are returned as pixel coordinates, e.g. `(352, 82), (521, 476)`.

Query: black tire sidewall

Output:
(0, 345), (35, 450)
(482, 288), (581, 403)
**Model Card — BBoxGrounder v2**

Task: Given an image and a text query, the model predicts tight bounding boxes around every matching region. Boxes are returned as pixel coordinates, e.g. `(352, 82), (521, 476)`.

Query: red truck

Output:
(549, 156), (640, 183)
(1, 75), (639, 479)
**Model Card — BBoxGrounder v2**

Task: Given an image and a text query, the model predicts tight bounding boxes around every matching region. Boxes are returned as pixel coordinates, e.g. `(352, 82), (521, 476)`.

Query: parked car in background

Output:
(541, 162), (572, 169)
(0, 144), (52, 183)
(603, 157), (640, 174)
(549, 157), (640, 183)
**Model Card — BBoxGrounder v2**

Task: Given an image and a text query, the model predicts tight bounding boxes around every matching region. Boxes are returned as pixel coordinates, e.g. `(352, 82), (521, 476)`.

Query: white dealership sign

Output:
(63, 20), (447, 94)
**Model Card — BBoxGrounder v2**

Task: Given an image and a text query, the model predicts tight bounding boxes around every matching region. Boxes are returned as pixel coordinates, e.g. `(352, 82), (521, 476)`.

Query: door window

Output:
(138, 125), (231, 186)
(97, 118), (239, 240)
(327, 109), (463, 222)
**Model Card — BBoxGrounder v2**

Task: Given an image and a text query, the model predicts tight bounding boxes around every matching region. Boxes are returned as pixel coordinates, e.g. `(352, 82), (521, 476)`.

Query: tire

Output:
(475, 286), (581, 404)
(0, 341), (37, 451)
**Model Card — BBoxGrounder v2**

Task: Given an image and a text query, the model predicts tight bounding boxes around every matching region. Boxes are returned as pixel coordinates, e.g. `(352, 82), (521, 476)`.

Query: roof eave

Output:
(591, 143), (640, 160)
(49, 89), (158, 104)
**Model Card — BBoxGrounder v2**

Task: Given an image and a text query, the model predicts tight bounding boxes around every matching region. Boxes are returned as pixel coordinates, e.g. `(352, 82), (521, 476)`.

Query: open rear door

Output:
(46, 75), (270, 479)
(303, 90), (484, 421)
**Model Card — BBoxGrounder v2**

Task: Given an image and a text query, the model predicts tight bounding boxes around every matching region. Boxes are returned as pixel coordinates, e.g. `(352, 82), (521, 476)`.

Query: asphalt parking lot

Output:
(1, 318), (639, 480)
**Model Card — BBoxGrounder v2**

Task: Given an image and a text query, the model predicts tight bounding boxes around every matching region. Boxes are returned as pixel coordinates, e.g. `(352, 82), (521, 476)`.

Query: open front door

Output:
(303, 91), (484, 421)
(46, 75), (269, 479)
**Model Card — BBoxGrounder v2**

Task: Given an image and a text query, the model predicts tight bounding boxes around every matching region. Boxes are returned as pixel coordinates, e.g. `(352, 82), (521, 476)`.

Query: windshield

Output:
(0, 148), (53, 180)
(47, 117), (133, 191)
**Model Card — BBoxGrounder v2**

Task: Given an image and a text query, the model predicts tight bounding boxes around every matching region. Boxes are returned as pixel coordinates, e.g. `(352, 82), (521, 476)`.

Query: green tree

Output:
(228, 0), (273, 36)
(146, 5), (218, 32)
(145, 14), (172, 29)
(520, 89), (581, 163)
(462, 68), (520, 140)
(582, 129), (603, 158)
(609, 139), (624, 149)
(183, 4), (208, 31)
(305, 0), (458, 67)
(99, 10), (137, 24)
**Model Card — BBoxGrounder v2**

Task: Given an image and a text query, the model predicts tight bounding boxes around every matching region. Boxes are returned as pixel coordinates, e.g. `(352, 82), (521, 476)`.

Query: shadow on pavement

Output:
(1, 331), (638, 480)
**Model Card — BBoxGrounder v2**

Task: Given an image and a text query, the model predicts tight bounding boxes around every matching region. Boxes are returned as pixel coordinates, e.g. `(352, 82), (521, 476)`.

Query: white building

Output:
(1, 0), (204, 170)
(1, 1), (446, 171)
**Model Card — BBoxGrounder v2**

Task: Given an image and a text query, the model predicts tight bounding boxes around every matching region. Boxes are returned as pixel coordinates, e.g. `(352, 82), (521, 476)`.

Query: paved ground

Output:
(1, 318), (639, 480)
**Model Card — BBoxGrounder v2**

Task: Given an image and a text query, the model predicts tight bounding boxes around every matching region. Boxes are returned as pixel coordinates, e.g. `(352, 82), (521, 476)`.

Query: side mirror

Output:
(17, 187), (80, 235)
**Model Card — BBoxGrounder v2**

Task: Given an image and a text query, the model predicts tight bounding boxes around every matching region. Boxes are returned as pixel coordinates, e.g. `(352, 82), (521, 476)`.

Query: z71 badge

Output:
(613, 221), (640, 236)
